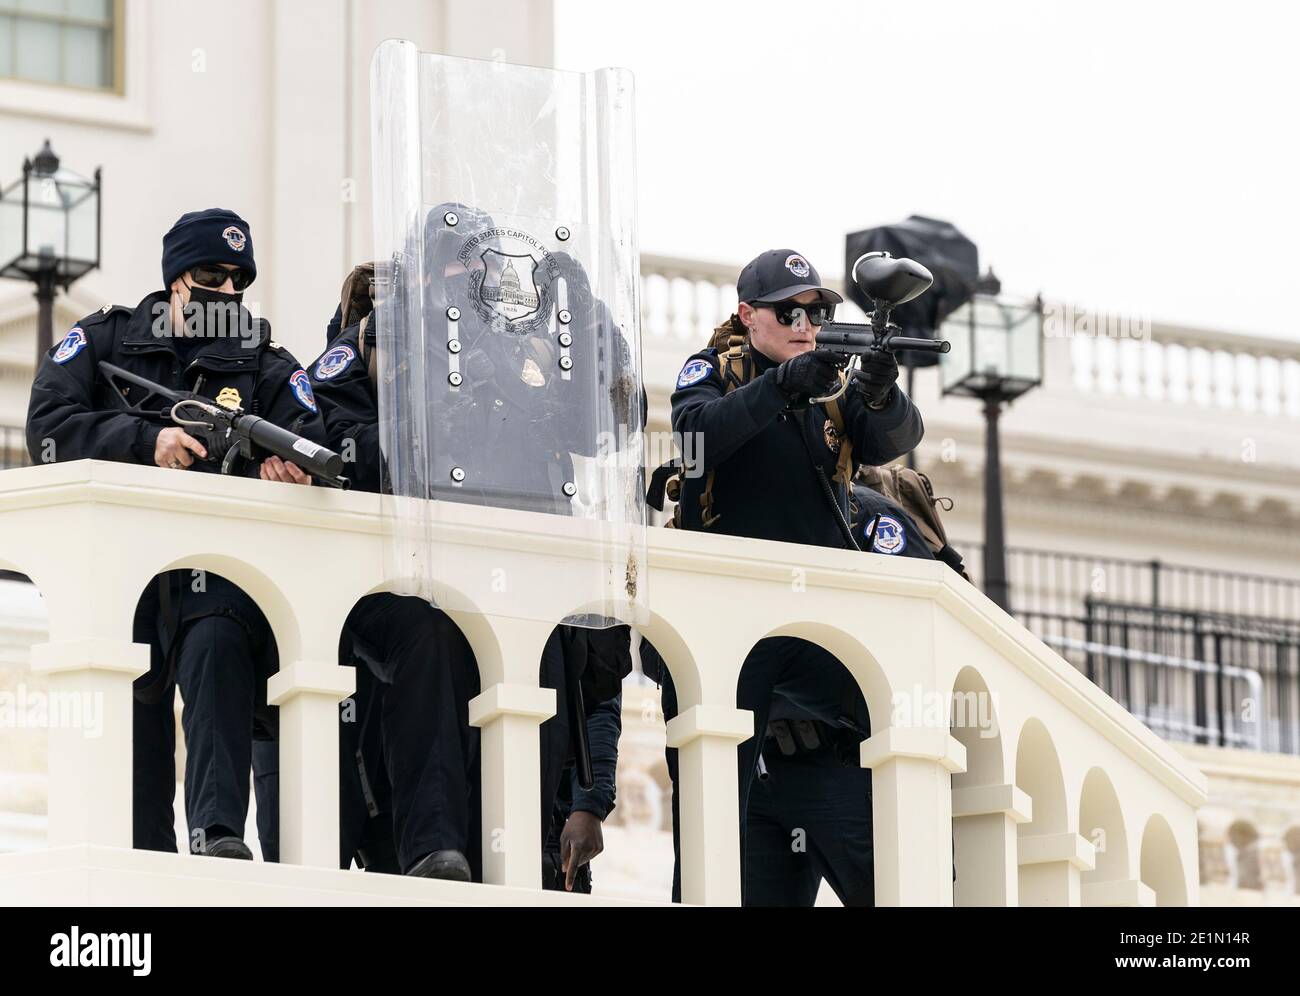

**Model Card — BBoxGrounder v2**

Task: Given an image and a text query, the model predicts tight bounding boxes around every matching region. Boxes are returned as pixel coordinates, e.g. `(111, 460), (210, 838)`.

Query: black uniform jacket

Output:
(27, 290), (327, 475)
(670, 345), (924, 548)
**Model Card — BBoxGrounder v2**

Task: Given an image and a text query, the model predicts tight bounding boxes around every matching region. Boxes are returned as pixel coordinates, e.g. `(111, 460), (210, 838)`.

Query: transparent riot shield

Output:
(371, 42), (647, 628)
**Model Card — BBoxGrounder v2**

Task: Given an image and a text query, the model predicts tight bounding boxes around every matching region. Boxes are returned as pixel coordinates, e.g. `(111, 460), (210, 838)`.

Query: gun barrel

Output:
(99, 359), (349, 488)
(885, 336), (951, 353)
(235, 413), (348, 488)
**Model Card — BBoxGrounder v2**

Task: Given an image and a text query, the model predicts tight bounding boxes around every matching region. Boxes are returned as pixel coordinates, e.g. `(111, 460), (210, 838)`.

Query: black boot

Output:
(406, 849), (471, 881)
(200, 834), (254, 860)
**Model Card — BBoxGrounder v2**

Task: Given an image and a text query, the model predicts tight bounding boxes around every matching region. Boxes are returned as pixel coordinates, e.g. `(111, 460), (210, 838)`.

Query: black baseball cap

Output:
(736, 249), (844, 305)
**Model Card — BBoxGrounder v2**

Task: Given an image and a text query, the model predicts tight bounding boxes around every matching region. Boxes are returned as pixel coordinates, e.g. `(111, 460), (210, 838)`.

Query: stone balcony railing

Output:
(639, 252), (1300, 420)
(0, 461), (1204, 905)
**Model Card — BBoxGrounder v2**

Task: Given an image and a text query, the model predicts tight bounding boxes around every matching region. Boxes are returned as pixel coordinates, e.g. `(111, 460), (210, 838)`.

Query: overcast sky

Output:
(553, 0), (1299, 340)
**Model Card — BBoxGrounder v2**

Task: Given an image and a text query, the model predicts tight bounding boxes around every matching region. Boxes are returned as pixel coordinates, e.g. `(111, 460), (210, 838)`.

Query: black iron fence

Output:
(957, 540), (1300, 755)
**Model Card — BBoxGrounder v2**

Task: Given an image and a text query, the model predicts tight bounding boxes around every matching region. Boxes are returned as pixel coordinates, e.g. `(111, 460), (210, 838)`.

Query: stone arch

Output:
(147, 552), (305, 664)
(949, 665), (1006, 788)
(1140, 813), (1189, 906)
(1014, 719), (1068, 835)
(1078, 767), (1131, 888)
(949, 666), (1017, 907)
(633, 608), (701, 710)
(747, 618), (892, 725)
(1014, 718), (1071, 905)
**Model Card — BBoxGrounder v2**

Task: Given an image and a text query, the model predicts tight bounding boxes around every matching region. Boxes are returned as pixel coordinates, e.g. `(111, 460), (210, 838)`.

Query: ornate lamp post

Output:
(940, 289), (1043, 612)
(0, 140), (102, 367)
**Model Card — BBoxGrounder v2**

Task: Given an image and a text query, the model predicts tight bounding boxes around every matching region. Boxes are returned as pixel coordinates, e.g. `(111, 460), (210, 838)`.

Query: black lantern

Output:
(940, 290), (1044, 613)
(0, 140), (102, 366)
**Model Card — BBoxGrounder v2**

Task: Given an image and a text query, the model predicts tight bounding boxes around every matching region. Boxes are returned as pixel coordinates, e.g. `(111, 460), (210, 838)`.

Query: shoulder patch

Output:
(676, 357), (715, 390)
(289, 369), (317, 412)
(53, 327), (88, 364)
(870, 514), (907, 555)
(314, 344), (356, 381)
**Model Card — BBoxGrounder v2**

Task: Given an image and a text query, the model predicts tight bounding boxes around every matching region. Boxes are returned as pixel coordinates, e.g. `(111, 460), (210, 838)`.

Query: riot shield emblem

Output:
(477, 250), (540, 323)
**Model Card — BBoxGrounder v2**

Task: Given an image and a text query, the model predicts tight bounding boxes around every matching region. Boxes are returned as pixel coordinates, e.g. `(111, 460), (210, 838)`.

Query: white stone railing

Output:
(639, 254), (1300, 419)
(0, 461), (1205, 905)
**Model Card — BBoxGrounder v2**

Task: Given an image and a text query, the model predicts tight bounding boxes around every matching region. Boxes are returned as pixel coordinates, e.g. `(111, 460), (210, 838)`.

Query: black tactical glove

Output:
(776, 349), (842, 400)
(851, 348), (900, 408)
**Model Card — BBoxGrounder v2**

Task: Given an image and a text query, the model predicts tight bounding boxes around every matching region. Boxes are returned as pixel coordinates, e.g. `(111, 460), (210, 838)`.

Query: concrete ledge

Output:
(664, 705), (753, 749)
(952, 783), (1032, 822)
(1017, 832), (1096, 871)
(468, 683), (556, 726)
(0, 845), (672, 907)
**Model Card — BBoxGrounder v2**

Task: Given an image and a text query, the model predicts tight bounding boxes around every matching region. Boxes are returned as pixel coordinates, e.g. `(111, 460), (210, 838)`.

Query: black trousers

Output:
(252, 662), (402, 871)
(253, 619), (580, 878)
(132, 574), (276, 852)
(659, 636), (871, 904)
(745, 740), (874, 906)
(351, 595), (480, 871)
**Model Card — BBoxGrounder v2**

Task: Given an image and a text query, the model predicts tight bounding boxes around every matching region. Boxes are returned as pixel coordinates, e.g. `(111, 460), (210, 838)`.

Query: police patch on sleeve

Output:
(289, 369), (317, 412)
(314, 344), (356, 381)
(53, 327), (87, 364)
(870, 514), (907, 555)
(676, 358), (713, 389)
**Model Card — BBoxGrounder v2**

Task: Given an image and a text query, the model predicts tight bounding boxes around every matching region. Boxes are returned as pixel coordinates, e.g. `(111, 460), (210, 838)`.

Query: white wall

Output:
(0, 0), (556, 382)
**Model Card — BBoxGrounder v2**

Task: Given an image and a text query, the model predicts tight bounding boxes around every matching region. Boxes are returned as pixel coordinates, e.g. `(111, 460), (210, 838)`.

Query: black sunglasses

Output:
(189, 264), (254, 292)
(751, 300), (836, 327)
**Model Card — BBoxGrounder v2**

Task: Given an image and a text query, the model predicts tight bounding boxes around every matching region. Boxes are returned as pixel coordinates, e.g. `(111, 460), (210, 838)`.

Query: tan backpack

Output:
(855, 463), (969, 579)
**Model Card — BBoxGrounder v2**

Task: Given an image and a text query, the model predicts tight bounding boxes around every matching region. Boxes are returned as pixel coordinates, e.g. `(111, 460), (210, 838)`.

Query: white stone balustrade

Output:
(0, 460), (1205, 905)
(638, 253), (1300, 422)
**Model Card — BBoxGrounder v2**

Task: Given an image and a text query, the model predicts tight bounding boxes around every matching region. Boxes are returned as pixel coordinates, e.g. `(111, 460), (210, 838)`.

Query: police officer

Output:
(300, 297), (482, 879)
(308, 227), (631, 882)
(664, 248), (925, 903)
(745, 484), (938, 906)
(26, 208), (326, 859)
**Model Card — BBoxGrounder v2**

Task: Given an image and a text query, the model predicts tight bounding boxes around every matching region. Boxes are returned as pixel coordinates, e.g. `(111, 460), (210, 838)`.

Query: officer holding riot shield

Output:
(26, 208), (327, 859)
(302, 235), (631, 881)
(361, 45), (646, 886)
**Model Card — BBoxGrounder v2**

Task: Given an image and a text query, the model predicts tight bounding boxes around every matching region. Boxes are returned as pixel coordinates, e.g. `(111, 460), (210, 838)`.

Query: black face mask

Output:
(179, 284), (244, 340)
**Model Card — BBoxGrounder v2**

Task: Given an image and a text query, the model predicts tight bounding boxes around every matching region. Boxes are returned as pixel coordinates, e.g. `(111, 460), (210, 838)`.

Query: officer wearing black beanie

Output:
(27, 207), (330, 860)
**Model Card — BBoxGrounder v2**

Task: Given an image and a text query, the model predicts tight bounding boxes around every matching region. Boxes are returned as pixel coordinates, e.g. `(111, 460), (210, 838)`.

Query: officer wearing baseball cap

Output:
(659, 246), (924, 903)
(671, 247), (921, 542)
(27, 207), (329, 860)
(736, 248), (844, 305)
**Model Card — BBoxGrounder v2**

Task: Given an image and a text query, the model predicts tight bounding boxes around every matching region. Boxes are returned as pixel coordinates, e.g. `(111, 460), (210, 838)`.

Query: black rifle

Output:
(811, 251), (950, 402)
(98, 361), (349, 489)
